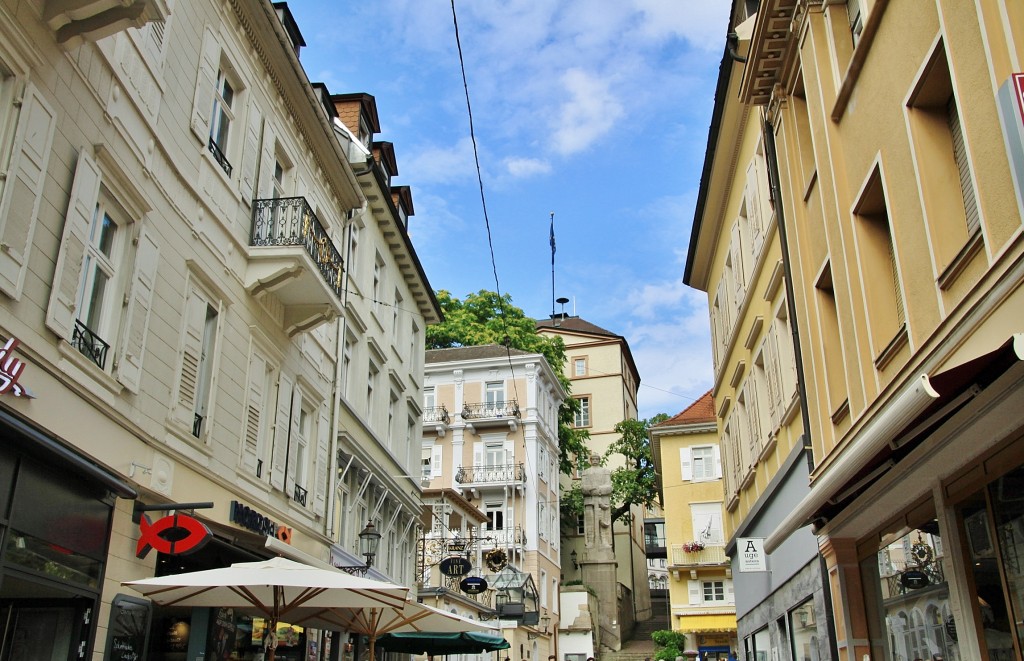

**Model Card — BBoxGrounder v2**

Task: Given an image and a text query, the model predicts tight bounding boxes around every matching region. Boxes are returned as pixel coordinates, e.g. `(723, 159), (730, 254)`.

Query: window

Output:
(73, 194), (124, 369)
(424, 387), (435, 409)
(848, 0), (864, 45)
(691, 502), (724, 545)
(367, 360), (379, 422)
(372, 254), (384, 311)
(484, 441), (505, 467)
(169, 282), (220, 441)
(574, 358), (587, 376)
(484, 502), (504, 531)
(208, 68), (235, 175)
(853, 166), (905, 363)
(576, 514), (585, 535)
(387, 390), (399, 449)
(485, 381), (505, 409)
(190, 297), (218, 438)
(293, 404), (312, 502)
(46, 148), (159, 393)
(347, 223), (360, 280)
(342, 332), (356, 400)
(703, 581), (725, 602)
(815, 263), (848, 424)
(574, 396), (590, 428)
(681, 445), (721, 482)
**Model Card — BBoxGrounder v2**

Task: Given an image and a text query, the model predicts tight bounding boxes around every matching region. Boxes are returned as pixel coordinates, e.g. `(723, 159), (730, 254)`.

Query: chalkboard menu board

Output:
(106, 595), (153, 661)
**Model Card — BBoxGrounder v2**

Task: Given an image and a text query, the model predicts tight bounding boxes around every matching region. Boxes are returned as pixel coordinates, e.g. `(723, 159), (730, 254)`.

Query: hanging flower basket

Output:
(682, 541), (705, 553)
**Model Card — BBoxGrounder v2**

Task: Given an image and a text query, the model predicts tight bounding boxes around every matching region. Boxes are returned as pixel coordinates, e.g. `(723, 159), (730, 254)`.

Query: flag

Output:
(549, 214), (556, 260)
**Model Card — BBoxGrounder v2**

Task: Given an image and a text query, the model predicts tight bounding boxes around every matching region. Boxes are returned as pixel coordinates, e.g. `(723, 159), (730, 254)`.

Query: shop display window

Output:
(789, 600), (818, 661)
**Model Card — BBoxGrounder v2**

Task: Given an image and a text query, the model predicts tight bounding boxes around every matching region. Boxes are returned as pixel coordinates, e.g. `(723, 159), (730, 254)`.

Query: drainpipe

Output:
(761, 115), (815, 473)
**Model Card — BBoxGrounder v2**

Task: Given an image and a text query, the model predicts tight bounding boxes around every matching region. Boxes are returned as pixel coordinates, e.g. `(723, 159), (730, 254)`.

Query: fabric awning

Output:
(764, 333), (1023, 553)
(376, 631), (510, 655)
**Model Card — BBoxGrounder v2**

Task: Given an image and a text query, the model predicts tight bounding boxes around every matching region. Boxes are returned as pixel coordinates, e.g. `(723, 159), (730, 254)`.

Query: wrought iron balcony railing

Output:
(422, 405), (451, 424)
(455, 463), (526, 485)
(208, 136), (232, 176)
(293, 484), (308, 507)
(461, 400), (520, 419)
(71, 319), (109, 370)
(484, 525), (527, 546)
(251, 197), (344, 298)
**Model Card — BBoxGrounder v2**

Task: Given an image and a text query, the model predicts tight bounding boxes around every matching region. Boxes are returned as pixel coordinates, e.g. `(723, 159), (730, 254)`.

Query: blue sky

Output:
(289, 1), (730, 420)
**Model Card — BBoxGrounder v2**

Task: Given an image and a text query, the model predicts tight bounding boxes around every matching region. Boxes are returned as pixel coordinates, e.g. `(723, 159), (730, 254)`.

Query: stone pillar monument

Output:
(581, 454), (620, 652)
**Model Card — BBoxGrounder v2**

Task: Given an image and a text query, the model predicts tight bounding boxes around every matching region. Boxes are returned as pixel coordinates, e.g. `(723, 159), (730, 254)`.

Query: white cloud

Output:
(552, 68), (624, 155)
(401, 137), (479, 186)
(505, 157), (552, 178)
(630, 0), (731, 50)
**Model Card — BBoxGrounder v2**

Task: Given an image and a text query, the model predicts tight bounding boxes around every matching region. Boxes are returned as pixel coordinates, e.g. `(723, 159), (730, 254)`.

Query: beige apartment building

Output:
(683, 4), (833, 658)
(421, 345), (565, 661)
(690, 0), (1024, 660)
(650, 392), (738, 659)
(0, 2), (438, 660)
(536, 315), (651, 638)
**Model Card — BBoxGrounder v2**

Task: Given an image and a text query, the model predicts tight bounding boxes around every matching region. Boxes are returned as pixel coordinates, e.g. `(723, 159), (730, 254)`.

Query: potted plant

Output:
(682, 541), (705, 553)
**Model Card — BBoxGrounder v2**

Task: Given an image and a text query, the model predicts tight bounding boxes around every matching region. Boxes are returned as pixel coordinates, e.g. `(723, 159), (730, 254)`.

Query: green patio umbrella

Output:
(376, 631), (510, 655)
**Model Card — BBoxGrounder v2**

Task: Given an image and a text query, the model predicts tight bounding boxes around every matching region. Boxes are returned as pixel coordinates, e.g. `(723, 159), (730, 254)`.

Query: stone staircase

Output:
(598, 591), (670, 661)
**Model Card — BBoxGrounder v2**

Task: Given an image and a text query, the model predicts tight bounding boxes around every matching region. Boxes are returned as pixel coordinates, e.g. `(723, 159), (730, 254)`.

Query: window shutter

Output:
(241, 350), (266, 475)
(190, 27), (219, 142)
(726, 579), (735, 603)
(313, 401), (330, 516)
(0, 82), (56, 299)
(747, 161), (764, 255)
(473, 442), (483, 467)
(271, 373), (293, 491)
(688, 580), (701, 605)
(764, 328), (783, 424)
(174, 290), (206, 426)
(680, 447), (692, 481)
(432, 444), (443, 478)
(712, 444), (722, 479)
(286, 386), (302, 494)
(257, 117), (277, 199)
(730, 221), (745, 302)
(116, 226), (159, 393)
(45, 148), (101, 340)
(746, 381), (762, 452)
(505, 440), (514, 465)
(239, 105), (261, 200)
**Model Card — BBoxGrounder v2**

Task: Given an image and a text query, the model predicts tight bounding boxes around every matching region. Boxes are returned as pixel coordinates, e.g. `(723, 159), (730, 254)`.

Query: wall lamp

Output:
(337, 521), (381, 575)
(570, 548), (578, 569)
(527, 616), (551, 639)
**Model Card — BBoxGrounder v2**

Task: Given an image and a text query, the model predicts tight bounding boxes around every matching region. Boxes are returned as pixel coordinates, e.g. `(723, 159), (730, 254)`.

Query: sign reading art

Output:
(737, 537), (767, 572)
(229, 500), (292, 543)
(439, 557), (473, 577)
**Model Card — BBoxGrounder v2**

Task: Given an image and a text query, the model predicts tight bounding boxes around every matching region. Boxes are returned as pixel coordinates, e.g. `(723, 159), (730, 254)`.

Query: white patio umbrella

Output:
(123, 557), (409, 661)
(289, 597), (498, 661)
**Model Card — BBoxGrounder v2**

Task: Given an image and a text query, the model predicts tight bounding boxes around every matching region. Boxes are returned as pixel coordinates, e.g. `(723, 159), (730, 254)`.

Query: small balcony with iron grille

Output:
(455, 463), (526, 497)
(460, 399), (520, 433)
(422, 405), (451, 436)
(245, 197), (344, 336)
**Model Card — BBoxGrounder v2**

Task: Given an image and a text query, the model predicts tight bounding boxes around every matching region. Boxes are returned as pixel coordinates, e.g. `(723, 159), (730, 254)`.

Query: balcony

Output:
(44, 0), (168, 48)
(245, 197), (345, 336)
(422, 405), (451, 436)
(455, 463), (526, 491)
(645, 535), (667, 559)
(670, 544), (728, 567)
(461, 400), (520, 433)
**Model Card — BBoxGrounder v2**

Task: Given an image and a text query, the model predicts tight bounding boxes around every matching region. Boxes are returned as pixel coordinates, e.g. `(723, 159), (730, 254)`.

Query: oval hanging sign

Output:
(440, 557), (473, 577)
(460, 576), (488, 594)
(900, 569), (930, 590)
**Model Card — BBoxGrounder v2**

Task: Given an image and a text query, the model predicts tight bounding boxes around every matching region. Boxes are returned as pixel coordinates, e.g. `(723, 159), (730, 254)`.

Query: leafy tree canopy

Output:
(426, 289), (590, 475)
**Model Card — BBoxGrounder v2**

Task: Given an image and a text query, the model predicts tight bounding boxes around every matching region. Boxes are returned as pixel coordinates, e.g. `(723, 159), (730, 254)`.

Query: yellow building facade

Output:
(651, 392), (738, 659)
(732, 1), (1024, 660)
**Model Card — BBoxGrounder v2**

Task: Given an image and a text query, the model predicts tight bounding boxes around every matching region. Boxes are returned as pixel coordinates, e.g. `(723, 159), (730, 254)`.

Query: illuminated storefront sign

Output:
(229, 500), (292, 543)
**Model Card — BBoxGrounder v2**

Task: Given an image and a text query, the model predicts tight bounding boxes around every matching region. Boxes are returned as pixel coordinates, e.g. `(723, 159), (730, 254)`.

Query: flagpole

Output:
(549, 211), (555, 319)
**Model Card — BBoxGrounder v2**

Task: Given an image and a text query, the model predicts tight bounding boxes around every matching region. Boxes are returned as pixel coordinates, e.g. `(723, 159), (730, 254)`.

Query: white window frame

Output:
(574, 396), (591, 428)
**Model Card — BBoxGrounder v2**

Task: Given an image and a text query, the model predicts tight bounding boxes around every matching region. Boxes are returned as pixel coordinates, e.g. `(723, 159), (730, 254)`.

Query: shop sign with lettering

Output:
(136, 513), (212, 558)
(737, 537), (767, 572)
(229, 500), (292, 543)
(439, 557), (473, 577)
(0, 337), (34, 397)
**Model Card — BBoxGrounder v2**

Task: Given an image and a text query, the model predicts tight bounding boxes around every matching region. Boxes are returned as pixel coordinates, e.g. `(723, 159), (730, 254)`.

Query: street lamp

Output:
(337, 521), (381, 575)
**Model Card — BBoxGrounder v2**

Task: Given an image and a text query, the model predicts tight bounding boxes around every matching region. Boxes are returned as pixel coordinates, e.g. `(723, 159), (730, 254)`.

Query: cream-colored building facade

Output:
(692, 0), (1024, 660)
(651, 392), (737, 659)
(421, 345), (565, 661)
(536, 315), (652, 634)
(0, 1), (437, 659)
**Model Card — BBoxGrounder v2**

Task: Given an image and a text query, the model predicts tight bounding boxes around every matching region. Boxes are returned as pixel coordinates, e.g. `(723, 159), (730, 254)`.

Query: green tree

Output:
(426, 290), (590, 475)
(651, 630), (686, 661)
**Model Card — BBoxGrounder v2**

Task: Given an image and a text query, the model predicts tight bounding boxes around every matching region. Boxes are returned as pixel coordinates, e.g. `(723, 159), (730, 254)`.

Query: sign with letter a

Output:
(737, 537), (767, 572)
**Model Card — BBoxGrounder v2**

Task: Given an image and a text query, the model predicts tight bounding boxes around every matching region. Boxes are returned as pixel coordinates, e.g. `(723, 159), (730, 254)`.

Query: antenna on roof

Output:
(549, 211), (556, 319)
(555, 297), (569, 327)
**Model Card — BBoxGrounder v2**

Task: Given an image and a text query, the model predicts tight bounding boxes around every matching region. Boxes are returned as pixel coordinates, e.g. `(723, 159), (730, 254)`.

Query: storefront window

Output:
(790, 600), (819, 661)
(959, 465), (1024, 661)
(752, 627), (770, 661)
(862, 520), (959, 661)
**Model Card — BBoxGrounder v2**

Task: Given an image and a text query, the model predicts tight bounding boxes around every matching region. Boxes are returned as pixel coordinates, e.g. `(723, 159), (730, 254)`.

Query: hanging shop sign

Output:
(0, 337), (34, 398)
(900, 569), (930, 590)
(737, 538), (767, 572)
(229, 500), (292, 543)
(440, 557), (473, 577)
(460, 576), (488, 594)
(136, 513), (212, 558)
